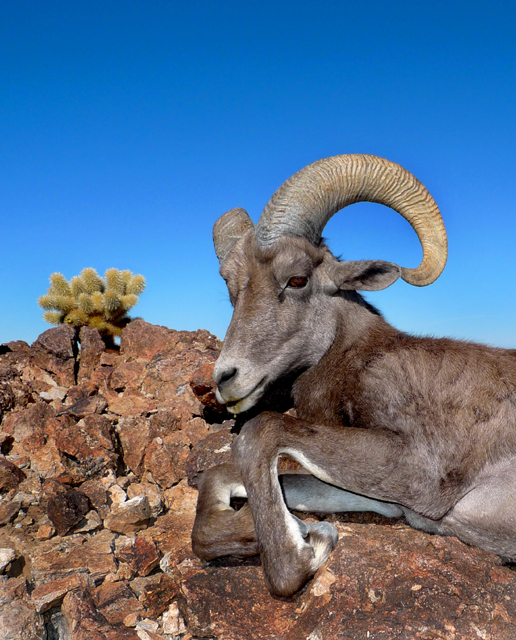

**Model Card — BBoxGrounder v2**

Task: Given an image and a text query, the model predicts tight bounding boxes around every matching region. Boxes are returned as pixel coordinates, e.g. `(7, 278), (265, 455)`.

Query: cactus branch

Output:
(38, 268), (146, 345)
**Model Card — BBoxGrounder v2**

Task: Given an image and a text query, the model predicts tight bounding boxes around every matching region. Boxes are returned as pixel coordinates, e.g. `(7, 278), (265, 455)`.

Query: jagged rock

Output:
(120, 319), (178, 360)
(54, 413), (117, 476)
(117, 417), (155, 476)
(143, 426), (207, 489)
(281, 522), (516, 640)
(58, 394), (108, 419)
(0, 378), (15, 419)
(107, 394), (157, 418)
(185, 427), (235, 487)
(146, 482), (198, 570)
(36, 523), (55, 540)
(64, 379), (99, 406)
(79, 478), (108, 510)
(0, 599), (46, 640)
(0, 341), (33, 412)
(136, 573), (178, 618)
(108, 360), (147, 393)
(1, 403), (72, 479)
(47, 488), (90, 535)
(30, 530), (117, 586)
(0, 455), (26, 491)
(31, 325), (77, 387)
(61, 588), (140, 640)
(0, 577), (46, 640)
(114, 536), (160, 577)
(77, 326), (106, 383)
(0, 548), (16, 573)
(31, 572), (93, 613)
(189, 361), (228, 418)
(92, 580), (145, 625)
(126, 482), (163, 518)
(104, 495), (151, 534)
(0, 499), (21, 526)
(162, 601), (187, 635)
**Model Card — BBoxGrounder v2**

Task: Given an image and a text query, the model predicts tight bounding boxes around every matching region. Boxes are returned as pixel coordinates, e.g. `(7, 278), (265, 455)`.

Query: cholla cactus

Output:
(38, 268), (146, 343)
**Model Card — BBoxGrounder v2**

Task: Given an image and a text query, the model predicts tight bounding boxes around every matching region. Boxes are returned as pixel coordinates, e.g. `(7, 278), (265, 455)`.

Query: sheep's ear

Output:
(213, 208), (255, 265)
(334, 260), (401, 291)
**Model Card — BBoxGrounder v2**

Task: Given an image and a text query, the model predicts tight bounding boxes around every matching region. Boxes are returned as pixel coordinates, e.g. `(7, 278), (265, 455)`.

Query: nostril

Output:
(217, 367), (237, 386)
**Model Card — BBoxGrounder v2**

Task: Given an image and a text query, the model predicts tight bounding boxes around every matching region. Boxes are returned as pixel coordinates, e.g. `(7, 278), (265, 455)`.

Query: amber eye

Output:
(287, 276), (308, 288)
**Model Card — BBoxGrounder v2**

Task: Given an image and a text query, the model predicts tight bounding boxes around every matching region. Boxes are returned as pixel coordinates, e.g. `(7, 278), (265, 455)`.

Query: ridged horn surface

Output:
(213, 208), (255, 265)
(255, 154), (447, 286)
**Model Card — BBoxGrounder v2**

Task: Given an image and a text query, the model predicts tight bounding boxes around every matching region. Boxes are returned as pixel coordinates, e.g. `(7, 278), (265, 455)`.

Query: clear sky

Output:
(2, 1), (516, 348)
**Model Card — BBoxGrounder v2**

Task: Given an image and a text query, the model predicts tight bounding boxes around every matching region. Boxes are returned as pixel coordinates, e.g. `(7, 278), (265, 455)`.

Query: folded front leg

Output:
(191, 463), (259, 560)
(233, 415), (340, 596)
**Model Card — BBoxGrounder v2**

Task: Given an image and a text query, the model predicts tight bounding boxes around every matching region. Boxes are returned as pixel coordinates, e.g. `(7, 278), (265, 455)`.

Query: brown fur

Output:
(193, 233), (516, 596)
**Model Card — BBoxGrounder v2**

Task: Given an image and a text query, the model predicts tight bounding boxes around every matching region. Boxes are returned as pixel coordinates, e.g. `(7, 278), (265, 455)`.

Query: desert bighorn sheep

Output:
(192, 154), (516, 597)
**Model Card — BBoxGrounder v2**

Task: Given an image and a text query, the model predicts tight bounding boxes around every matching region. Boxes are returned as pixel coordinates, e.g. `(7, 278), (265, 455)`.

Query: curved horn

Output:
(213, 208), (255, 265)
(255, 155), (447, 286)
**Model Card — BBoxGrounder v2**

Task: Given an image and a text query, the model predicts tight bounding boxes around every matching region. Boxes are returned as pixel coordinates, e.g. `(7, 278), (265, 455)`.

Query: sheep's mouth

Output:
(222, 378), (268, 415)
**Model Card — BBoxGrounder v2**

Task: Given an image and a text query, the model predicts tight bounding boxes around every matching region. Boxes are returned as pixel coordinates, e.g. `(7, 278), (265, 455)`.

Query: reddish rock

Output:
(0, 455), (26, 491)
(1, 402), (60, 449)
(143, 432), (191, 490)
(108, 360), (147, 393)
(120, 319), (178, 359)
(177, 558), (297, 640)
(58, 394), (108, 419)
(35, 523), (55, 540)
(190, 361), (228, 417)
(283, 522), (516, 640)
(117, 417), (155, 476)
(92, 580), (145, 625)
(137, 573), (178, 618)
(0, 598), (45, 640)
(115, 536), (160, 576)
(148, 407), (183, 434)
(186, 427), (235, 487)
(47, 489), (90, 535)
(31, 530), (117, 585)
(54, 414), (117, 475)
(144, 483), (197, 567)
(0, 499), (21, 526)
(107, 394), (156, 418)
(62, 589), (140, 640)
(64, 380), (99, 406)
(0, 342), (33, 412)
(79, 478), (108, 510)
(0, 378), (15, 419)
(30, 572), (93, 613)
(77, 326), (106, 383)
(143, 418), (209, 489)
(104, 495), (151, 534)
(126, 482), (163, 518)
(3, 321), (516, 640)
(30, 439), (68, 480)
(30, 325), (77, 387)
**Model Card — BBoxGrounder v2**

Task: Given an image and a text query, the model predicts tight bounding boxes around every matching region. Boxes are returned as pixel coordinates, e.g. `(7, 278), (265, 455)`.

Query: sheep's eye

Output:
(287, 276), (308, 288)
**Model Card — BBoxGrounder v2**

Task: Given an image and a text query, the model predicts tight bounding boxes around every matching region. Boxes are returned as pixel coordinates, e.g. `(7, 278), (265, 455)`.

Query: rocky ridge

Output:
(1, 320), (516, 639)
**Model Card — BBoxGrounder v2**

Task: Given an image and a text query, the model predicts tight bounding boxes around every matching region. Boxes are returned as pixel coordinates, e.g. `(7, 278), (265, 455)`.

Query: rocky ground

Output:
(1, 320), (516, 640)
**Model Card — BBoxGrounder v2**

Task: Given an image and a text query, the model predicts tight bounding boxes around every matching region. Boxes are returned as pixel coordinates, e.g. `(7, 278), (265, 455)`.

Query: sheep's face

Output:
(213, 232), (400, 414)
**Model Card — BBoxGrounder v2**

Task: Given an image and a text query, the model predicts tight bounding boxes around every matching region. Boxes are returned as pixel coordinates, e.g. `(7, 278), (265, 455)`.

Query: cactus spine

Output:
(39, 268), (146, 344)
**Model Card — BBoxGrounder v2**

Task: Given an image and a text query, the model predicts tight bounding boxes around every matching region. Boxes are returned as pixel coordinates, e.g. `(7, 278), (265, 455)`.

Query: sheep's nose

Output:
(214, 366), (237, 388)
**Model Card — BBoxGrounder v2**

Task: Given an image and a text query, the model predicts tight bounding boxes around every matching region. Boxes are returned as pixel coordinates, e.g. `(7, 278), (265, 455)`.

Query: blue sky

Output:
(1, 1), (516, 347)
